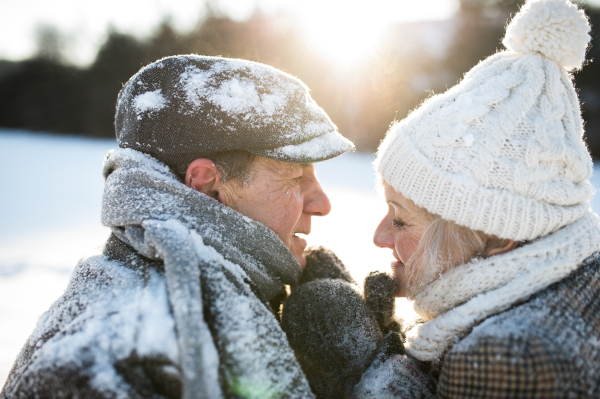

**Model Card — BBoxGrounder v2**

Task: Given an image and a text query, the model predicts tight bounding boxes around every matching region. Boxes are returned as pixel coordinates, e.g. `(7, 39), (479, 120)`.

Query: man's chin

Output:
(295, 253), (307, 269)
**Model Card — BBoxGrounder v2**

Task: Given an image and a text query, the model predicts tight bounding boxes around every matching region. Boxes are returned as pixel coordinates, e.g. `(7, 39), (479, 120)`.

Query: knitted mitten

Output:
(282, 279), (382, 399)
(299, 246), (356, 286)
(364, 271), (403, 336)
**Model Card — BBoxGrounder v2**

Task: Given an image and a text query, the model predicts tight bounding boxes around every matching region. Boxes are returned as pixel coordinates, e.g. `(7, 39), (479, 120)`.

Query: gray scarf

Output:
(102, 148), (314, 399)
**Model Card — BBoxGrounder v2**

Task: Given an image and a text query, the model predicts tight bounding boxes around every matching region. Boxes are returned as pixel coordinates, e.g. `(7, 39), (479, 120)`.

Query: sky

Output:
(0, 0), (461, 66)
(2, 0), (599, 67)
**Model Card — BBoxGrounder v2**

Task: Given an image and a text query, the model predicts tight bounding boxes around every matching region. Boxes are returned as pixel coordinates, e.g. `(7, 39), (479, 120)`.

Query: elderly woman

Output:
(283, 0), (600, 397)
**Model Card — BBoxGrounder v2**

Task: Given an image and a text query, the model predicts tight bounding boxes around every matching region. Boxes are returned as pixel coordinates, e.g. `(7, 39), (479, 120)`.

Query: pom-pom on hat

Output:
(503, 0), (590, 70)
(375, 0), (593, 241)
(115, 55), (354, 165)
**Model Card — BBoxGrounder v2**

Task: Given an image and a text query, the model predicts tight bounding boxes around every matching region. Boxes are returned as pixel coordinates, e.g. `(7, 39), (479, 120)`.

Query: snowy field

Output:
(2, 129), (600, 387)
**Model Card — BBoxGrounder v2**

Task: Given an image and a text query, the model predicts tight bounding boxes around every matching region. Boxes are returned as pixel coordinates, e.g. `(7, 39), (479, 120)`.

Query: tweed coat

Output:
(354, 252), (600, 399)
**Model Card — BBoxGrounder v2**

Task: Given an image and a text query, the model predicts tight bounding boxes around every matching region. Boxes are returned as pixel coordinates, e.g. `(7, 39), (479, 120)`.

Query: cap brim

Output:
(251, 131), (355, 163)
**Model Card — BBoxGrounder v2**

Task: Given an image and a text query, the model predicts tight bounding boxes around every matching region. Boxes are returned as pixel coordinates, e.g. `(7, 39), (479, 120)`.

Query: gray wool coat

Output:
(2, 235), (186, 399)
(0, 232), (312, 399)
(1, 148), (315, 399)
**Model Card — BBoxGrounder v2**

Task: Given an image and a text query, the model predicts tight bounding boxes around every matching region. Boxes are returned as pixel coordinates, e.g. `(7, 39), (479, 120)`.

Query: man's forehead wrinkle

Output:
(255, 158), (298, 178)
(274, 162), (302, 177)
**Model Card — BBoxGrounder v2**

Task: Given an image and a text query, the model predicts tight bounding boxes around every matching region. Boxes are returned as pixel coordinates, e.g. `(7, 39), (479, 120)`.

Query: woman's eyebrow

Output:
(388, 200), (407, 212)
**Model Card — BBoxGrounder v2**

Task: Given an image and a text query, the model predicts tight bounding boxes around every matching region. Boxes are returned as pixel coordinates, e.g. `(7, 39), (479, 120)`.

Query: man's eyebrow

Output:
(388, 200), (407, 212)
(278, 163), (311, 177)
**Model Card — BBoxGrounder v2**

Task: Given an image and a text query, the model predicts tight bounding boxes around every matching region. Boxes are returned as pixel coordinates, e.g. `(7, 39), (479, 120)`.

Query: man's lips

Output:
(292, 234), (307, 249)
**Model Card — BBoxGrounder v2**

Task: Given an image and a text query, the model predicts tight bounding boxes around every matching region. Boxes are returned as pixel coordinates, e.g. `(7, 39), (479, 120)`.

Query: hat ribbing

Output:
(376, 0), (594, 241)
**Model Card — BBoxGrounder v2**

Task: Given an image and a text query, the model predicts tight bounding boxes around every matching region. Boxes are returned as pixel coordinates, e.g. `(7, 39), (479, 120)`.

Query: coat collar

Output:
(102, 148), (302, 298)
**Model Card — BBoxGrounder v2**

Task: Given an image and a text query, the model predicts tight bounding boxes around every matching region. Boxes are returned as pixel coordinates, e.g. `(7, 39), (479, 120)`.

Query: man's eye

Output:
(284, 176), (302, 189)
(392, 219), (406, 229)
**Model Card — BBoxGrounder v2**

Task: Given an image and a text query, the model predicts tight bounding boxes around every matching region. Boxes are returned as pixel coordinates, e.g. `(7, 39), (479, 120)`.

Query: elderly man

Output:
(1, 55), (354, 399)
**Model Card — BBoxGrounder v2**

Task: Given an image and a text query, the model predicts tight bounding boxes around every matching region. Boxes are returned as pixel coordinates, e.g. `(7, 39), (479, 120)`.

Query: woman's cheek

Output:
(395, 230), (421, 262)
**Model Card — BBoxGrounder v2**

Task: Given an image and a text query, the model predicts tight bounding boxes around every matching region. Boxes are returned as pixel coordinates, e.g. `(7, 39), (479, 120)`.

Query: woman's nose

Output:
(373, 217), (394, 248)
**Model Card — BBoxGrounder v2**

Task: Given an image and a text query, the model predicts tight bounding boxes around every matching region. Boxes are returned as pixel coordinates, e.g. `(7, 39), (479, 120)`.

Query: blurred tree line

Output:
(1, 0), (600, 156)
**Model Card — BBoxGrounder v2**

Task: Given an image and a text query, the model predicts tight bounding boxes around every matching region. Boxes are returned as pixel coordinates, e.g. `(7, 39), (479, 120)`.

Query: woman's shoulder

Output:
(439, 322), (571, 398)
(438, 254), (600, 398)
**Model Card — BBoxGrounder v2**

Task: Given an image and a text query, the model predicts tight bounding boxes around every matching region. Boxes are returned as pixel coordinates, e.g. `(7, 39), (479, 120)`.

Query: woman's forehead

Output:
(383, 183), (405, 203)
(384, 184), (425, 216)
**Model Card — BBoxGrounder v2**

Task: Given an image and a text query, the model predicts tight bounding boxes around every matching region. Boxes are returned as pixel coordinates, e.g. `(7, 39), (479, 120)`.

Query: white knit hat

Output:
(375, 0), (594, 241)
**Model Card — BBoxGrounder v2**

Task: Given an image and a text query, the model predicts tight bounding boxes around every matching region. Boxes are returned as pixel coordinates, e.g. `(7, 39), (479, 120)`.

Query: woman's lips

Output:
(391, 260), (404, 270)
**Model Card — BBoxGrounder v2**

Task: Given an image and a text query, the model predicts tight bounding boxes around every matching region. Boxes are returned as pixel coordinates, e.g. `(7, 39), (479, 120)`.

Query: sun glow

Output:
(302, 14), (384, 64)
(287, 0), (460, 64)
(0, 0), (458, 66)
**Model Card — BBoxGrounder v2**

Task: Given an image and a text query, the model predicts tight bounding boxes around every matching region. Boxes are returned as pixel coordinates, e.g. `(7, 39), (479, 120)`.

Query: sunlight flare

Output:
(291, 0), (459, 64)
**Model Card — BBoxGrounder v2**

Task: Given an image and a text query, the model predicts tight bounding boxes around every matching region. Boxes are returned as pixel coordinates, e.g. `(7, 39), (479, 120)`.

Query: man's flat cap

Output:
(115, 55), (354, 165)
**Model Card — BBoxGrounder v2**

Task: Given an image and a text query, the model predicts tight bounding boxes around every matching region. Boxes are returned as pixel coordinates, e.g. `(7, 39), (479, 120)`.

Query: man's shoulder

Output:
(42, 248), (177, 356)
(2, 239), (179, 399)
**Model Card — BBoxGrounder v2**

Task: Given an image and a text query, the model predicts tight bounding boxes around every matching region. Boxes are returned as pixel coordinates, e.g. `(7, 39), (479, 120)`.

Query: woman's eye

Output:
(392, 219), (406, 229)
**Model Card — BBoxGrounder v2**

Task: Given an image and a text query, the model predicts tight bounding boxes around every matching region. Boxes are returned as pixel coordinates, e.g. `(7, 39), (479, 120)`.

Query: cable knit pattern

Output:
(375, 0), (593, 241)
(404, 211), (600, 362)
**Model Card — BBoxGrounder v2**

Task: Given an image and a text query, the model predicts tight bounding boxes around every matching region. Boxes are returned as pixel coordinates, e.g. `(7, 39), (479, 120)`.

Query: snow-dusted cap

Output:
(375, 0), (594, 241)
(115, 55), (354, 165)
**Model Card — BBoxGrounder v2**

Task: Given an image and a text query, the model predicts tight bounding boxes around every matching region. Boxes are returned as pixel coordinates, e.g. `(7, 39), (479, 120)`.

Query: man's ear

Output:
(487, 239), (519, 257)
(185, 159), (229, 205)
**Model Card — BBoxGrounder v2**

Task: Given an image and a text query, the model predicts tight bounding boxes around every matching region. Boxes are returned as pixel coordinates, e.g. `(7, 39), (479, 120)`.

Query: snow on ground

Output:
(2, 129), (600, 387)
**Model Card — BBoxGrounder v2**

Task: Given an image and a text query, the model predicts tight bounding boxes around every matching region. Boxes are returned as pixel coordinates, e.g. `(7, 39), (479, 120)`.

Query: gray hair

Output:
(405, 211), (513, 298)
(173, 150), (257, 186)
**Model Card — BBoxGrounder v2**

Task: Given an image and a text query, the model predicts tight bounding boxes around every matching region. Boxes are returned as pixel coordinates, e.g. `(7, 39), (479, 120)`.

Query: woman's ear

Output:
(487, 239), (519, 257)
(186, 159), (229, 204)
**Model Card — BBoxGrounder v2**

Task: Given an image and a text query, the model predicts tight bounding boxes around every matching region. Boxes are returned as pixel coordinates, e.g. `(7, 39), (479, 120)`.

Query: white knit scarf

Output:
(405, 210), (600, 362)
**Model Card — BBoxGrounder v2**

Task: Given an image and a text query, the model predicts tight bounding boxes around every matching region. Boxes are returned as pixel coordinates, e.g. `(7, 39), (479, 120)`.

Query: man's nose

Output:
(304, 182), (331, 217)
(373, 217), (394, 249)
